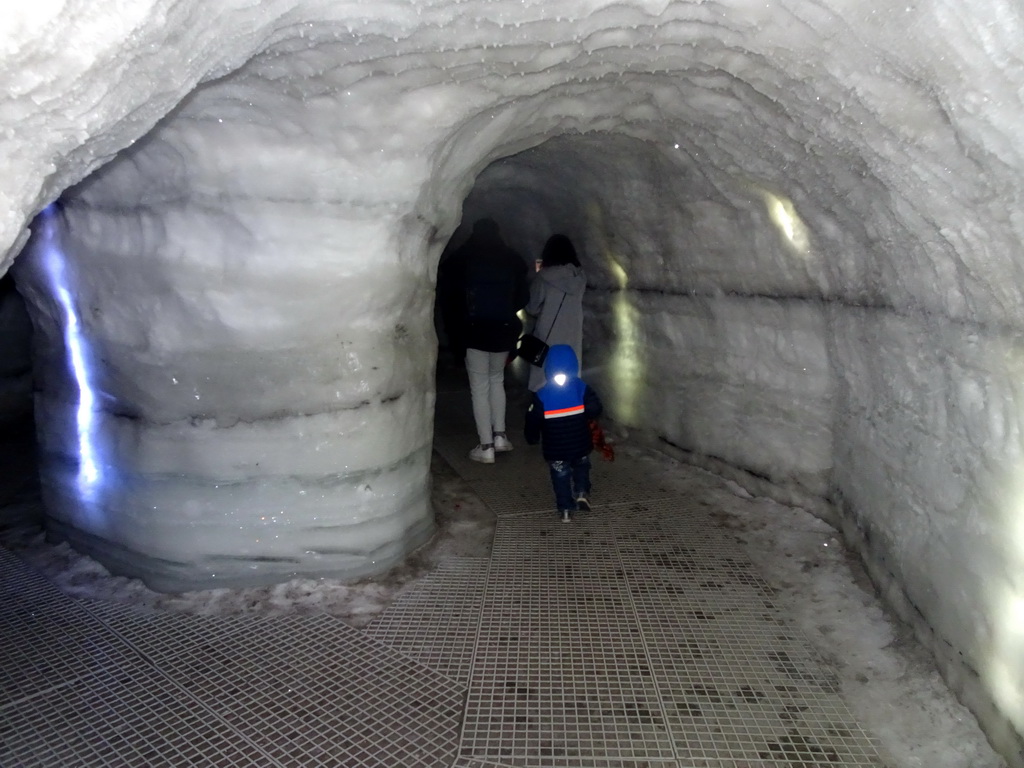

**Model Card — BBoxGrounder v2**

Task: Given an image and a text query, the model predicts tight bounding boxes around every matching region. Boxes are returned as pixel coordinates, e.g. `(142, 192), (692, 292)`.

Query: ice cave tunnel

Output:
(1, 1), (1023, 762)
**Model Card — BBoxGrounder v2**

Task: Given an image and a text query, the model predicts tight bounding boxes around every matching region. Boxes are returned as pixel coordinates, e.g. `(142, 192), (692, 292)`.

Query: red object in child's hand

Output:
(588, 419), (615, 462)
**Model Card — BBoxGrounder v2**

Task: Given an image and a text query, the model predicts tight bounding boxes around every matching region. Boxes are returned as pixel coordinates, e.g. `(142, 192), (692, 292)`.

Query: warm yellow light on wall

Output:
(984, 457), (1024, 735)
(586, 200), (642, 424)
(610, 291), (641, 424)
(748, 185), (811, 256)
(986, 517), (1024, 732)
(988, 593), (1024, 727)
(609, 259), (628, 289)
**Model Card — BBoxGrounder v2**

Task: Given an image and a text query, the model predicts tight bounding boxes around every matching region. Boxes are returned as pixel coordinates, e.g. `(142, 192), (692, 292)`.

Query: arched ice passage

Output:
(2, 1), (1024, 761)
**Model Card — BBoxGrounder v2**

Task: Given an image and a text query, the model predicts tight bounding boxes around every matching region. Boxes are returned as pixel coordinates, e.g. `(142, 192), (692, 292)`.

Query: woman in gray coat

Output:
(526, 234), (587, 392)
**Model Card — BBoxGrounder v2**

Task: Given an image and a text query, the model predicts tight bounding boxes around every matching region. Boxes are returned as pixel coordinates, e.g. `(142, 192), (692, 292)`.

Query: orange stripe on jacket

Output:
(544, 405), (584, 419)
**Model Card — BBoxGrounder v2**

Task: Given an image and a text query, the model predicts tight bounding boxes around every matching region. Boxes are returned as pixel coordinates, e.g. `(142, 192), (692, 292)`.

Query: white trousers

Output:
(466, 348), (508, 446)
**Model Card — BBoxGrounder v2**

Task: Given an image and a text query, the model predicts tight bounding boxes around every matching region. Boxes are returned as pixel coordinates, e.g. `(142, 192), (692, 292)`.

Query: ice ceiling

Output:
(2, 0), (1024, 761)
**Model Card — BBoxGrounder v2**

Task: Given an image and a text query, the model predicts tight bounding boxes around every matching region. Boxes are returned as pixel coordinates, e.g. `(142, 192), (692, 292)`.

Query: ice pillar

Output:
(14, 139), (438, 593)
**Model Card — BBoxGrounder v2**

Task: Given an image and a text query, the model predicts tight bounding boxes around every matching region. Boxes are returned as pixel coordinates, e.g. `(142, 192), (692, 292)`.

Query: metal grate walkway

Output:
(0, 380), (886, 767)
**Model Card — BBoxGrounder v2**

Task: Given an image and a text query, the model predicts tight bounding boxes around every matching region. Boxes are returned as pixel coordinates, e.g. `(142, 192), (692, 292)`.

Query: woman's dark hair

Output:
(541, 234), (580, 267)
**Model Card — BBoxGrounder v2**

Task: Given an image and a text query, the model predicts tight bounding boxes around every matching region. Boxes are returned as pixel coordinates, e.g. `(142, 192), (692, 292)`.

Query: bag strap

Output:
(541, 291), (567, 343)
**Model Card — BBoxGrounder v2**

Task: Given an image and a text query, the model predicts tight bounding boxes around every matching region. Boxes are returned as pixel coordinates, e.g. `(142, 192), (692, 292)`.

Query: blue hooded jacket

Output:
(524, 344), (603, 461)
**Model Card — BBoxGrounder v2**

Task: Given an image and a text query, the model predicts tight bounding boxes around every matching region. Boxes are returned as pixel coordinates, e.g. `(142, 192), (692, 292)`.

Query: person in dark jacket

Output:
(439, 218), (529, 463)
(524, 344), (603, 522)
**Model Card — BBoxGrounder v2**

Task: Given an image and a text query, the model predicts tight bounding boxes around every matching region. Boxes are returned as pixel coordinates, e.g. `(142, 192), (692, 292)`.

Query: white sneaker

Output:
(469, 444), (495, 464)
(493, 434), (514, 452)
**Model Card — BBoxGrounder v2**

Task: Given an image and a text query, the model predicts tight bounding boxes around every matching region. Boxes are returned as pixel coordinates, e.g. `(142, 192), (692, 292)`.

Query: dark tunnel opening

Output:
(0, 274), (41, 534)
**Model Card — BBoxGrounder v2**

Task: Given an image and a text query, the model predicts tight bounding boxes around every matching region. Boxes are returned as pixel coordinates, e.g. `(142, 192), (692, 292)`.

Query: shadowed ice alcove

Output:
(2, 2), (1023, 764)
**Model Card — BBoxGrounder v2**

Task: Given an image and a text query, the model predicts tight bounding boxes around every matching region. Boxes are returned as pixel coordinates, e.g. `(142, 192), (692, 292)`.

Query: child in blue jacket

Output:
(524, 344), (603, 522)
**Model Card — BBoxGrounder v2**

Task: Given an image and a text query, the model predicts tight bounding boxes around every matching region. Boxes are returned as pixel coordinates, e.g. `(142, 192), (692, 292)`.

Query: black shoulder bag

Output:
(516, 291), (566, 367)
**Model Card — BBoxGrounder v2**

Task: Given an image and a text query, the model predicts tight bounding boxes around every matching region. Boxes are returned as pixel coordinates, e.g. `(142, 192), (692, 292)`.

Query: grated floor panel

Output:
(449, 500), (882, 767)
(0, 379), (888, 767)
(0, 553), (151, 711)
(0, 661), (275, 768)
(364, 557), (490, 684)
(77, 599), (272, 662)
(142, 614), (465, 768)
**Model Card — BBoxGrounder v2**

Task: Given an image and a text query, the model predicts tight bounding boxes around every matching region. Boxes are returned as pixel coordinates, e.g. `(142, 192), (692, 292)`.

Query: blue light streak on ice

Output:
(39, 206), (100, 489)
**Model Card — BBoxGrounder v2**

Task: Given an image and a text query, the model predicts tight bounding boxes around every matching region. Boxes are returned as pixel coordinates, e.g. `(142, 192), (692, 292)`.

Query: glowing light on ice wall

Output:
(589, 202), (641, 423)
(986, 470), (1024, 732)
(37, 205), (100, 492)
(988, 590), (1024, 729)
(610, 267), (641, 424)
(753, 186), (811, 256)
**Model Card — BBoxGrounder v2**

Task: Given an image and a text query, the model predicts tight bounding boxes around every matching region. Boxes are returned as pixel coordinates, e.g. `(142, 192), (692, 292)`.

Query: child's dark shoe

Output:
(575, 495), (591, 513)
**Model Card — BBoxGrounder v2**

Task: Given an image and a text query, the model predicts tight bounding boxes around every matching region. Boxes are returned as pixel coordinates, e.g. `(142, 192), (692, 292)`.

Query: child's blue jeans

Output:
(548, 455), (591, 511)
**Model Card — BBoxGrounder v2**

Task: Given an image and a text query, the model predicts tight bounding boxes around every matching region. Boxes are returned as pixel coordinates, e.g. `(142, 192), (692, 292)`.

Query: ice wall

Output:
(2, 1), (1024, 760)
(12, 51), (445, 590)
